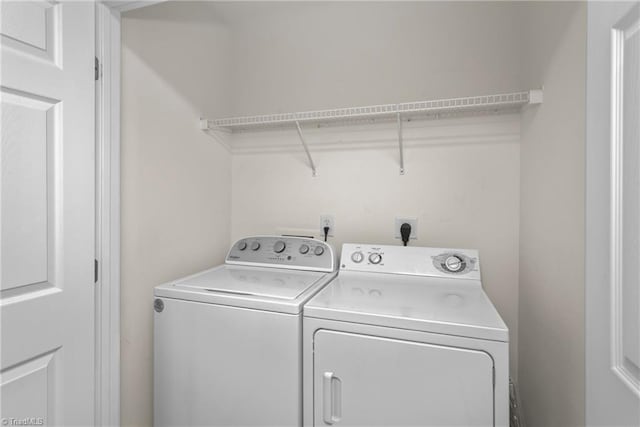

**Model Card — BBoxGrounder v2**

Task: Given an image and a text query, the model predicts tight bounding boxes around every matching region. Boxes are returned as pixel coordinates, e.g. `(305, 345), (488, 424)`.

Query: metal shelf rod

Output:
(294, 120), (317, 177)
(397, 110), (404, 175)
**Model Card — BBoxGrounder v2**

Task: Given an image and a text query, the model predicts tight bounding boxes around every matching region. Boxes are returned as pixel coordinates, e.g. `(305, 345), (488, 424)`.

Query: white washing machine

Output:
(154, 235), (336, 427)
(303, 243), (509, 427)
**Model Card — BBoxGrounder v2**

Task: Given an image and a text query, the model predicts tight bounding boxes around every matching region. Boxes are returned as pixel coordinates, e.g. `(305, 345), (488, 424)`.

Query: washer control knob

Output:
(444, 255), (464, 272)
(314, 246), (325, 256)
(273, 241), (286, 253)
(368, 253), (382, 264)
(299, 244), (310, 254)
(351, 251), (364, 263)
(238, 241), (247, 251)
(250, 241), (261, 251)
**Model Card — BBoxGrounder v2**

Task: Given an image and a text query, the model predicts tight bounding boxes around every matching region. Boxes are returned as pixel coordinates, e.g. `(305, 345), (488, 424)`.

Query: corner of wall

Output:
(518, 2), (587, 426)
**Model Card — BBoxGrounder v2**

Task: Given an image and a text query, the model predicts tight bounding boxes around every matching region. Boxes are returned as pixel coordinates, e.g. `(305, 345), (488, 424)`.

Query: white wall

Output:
(225, 1), (523, 380)
(121, 3), (232, 426)
(221, 1), (523, 115)
(518, 2), (586, 426)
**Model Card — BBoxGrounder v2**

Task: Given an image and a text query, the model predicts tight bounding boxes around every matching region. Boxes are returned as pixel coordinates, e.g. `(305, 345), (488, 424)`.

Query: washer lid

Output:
(304, 271), (508, 342)
(173, 265), (326, 300)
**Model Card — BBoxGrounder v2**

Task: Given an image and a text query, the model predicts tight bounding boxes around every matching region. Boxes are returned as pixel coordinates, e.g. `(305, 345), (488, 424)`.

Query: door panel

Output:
(1, 88), (56, 291)
(0, 1), (95, 425)
(1, 351), (56, 423)
(587, 1), (640, 425)
(313, 330), (494, 426)
(618, 4), (640, 386)
(0, 0), (57, 63)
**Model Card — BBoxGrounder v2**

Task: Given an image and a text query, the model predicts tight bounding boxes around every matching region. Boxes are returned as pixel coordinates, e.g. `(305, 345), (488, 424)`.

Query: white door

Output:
(1, 1), (96, 425)
(313, 330), (494, 426)
(586, 2), (640, 425)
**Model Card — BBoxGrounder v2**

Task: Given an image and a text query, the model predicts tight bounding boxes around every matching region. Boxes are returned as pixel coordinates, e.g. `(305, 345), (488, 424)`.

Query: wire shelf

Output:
(201, 90), (539, 132)
(199, 89), (542, 176)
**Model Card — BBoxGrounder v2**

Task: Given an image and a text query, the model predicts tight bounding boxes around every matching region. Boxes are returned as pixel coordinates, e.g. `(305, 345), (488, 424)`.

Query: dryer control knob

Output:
(314, 246), (325, 256)
(273, 241), (286, 253)
(299, 244), (310, 254)
(351, 251), (364, 263)
(238, 241), (247, 251)
(444, 255), (464, 272)
(250, 241), (261, 251)
(368, 253), (382, 264)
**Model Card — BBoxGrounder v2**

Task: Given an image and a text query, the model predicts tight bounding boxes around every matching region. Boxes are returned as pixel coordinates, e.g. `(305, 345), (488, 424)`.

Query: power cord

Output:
(400, 223), (411, 246)
(323, 226), (330, 242)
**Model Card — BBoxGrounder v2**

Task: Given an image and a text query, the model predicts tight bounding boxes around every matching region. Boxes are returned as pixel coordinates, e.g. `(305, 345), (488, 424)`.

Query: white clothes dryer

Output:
(154, 236), (336, 427)
(303, 243), (509, 427)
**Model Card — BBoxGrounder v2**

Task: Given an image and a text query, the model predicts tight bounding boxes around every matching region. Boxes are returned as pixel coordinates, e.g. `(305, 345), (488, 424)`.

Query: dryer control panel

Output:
(226, 236), (336, 272)
(340, 243), (480, 280)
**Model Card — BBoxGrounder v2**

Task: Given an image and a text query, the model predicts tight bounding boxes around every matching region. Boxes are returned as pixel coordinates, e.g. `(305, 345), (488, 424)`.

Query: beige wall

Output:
(518, 2), (586, 426)
(226, 1), (523, 379)
(121, 3), (232, 426)
(231, 118), (522, 379)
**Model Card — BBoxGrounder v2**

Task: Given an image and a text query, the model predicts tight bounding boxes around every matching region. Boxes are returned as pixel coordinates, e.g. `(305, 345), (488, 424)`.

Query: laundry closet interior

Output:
(120, 2), (585, 426)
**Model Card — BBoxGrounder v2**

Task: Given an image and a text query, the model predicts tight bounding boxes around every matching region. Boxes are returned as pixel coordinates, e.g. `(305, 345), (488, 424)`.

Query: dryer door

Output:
(313, 330), (494, 426)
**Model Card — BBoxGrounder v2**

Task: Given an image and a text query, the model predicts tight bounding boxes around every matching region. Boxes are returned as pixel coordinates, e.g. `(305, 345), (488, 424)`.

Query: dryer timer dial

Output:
(444, 255), (464, 272)
(432, 252), (474, 274)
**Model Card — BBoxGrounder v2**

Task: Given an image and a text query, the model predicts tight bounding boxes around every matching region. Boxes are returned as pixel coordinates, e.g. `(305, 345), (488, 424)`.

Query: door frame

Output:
(94, 1), (164, 425)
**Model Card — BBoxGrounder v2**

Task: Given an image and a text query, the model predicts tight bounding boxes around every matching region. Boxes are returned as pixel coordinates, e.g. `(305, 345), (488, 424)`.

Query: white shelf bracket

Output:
(294, 120), (318, 177)
(397, 109), (405, 175)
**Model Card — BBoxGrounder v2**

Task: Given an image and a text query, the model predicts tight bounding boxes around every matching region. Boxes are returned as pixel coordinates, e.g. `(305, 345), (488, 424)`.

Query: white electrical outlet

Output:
(320, 215), (335, 238)
(394, 217), (418, 240)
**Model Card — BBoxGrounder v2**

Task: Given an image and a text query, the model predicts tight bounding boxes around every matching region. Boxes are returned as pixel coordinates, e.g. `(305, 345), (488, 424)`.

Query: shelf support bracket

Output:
(397, 109), (405, 175)
(294, 120), (318, 177)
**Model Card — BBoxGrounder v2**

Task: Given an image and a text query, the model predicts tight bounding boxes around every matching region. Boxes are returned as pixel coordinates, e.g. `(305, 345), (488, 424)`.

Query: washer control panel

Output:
(340, 243), (480, 280)
(226, 236), (336, 272)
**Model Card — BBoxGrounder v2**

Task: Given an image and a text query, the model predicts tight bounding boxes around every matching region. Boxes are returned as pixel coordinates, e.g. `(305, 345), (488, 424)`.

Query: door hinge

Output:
(95, 259), (99, 283)
(95, 57), (100, 81)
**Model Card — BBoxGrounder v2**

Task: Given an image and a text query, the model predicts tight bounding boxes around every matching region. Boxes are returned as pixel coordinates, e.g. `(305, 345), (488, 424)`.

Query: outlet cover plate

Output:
(320, 215), (335, 237)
